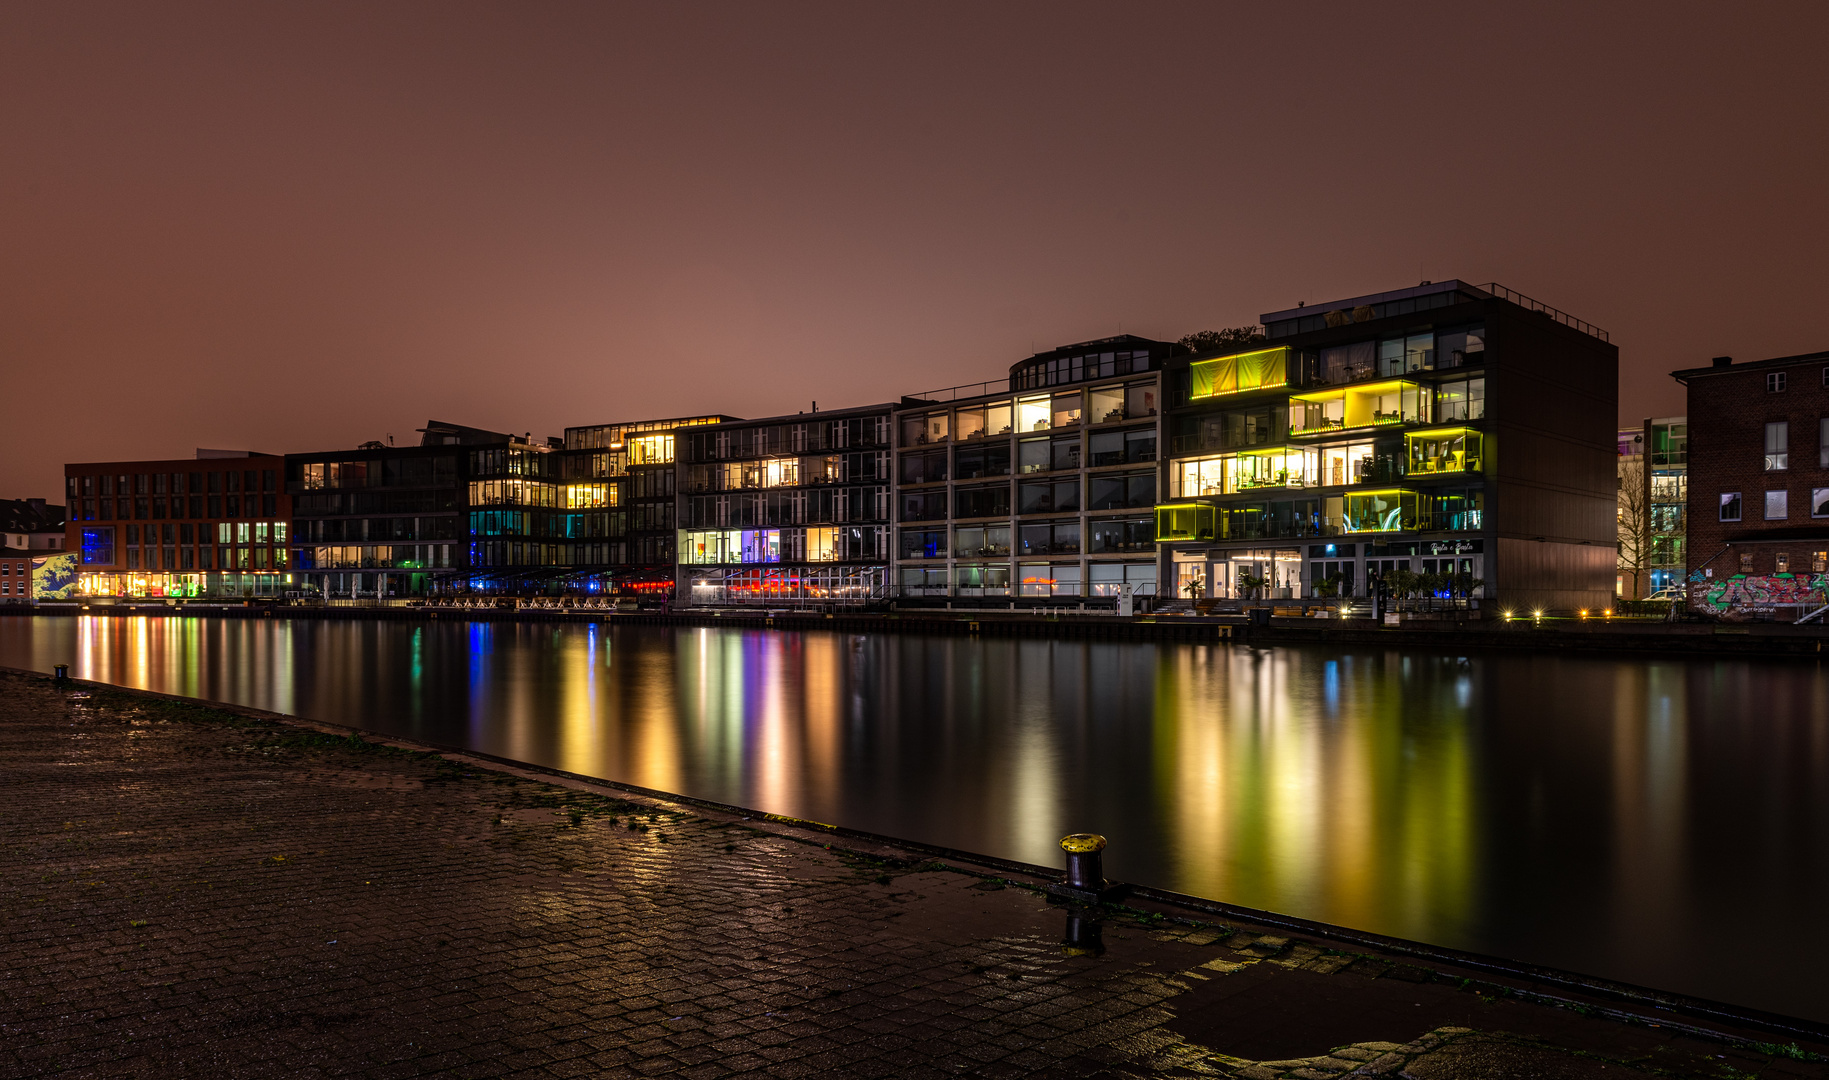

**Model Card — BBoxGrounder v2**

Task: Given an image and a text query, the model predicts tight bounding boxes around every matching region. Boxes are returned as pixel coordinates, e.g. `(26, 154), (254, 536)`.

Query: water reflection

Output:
(3, 615), (1828, 1021)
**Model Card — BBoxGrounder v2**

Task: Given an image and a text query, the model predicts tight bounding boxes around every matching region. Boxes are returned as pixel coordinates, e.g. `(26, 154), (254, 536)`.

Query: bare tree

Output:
(1617, 455), (1650, 599)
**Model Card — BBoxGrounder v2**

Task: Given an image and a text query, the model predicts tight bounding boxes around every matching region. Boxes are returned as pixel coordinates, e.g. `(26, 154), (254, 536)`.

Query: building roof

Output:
(0, 499), (65, 534)
(1670, 349), (1829, 382)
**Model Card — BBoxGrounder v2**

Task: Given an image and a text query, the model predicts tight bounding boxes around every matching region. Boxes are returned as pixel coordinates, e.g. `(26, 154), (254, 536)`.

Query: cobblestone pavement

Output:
(3, 670), (1825, 1079)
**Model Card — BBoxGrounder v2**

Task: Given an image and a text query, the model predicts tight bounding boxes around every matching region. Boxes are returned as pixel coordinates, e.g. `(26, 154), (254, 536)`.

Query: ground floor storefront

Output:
(1165, 539), (1485, 601)
(892, 558), (1158, 602)
(683, 564), (887, 607)
(76, 571), (299, 599)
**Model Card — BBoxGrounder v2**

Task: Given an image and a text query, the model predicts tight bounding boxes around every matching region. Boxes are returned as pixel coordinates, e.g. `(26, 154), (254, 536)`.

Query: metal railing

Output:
(1479, 283), (1609, 342)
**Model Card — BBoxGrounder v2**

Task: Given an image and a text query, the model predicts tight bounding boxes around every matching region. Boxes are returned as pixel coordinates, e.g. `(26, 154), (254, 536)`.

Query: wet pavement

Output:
(2, 669), (1824, 1079)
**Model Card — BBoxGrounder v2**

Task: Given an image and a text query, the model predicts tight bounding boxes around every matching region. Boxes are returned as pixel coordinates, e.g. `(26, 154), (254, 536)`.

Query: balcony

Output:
(1404, 428), (1483, 476)
(1288, 380), (1431, 436)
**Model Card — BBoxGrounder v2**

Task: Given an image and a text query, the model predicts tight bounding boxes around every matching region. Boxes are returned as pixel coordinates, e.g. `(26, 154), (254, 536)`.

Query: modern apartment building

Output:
(675, 404), (893, 606)
(563, 415), (733, 597)
(891, 335), (1180, 607)
(1673, 351), (1829, 618)
(64, 451), (294, 598)
(287, 421), (499, 599)
(1155, 281), (1618, 612)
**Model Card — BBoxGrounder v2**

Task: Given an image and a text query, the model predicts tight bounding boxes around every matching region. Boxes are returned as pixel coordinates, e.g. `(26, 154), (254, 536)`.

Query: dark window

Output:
(954, 483), (1011, 519)
(1088, 472), (1156, 510)
(152, 498), (167, 519)
(135, 498), (149, 520)
(209, 471), (223, 494)
(263, 469), (277, 492)
(899, 450), (948, 485)
(1051, 437), (1080, 471)
(1018, 520), (1079, 555)
(208, 496), (223, 518)
(226, 495), (241, 518)
(227, 471), (241, 492)
(199, 546), (213, 570)
(1018, 479), (1079, 515)
(1018, 438), (1049, 474)
(955, 444), (1010, 479)
(99, 498), (113, 521)
(1125, 428), (1157, 463)
(1088, 517), (1154, 553)
(1768, 372), (1787, 393)
(898, 490), (948, 522)
(263, 495), (276, 517)
(1719, 492), (1742, 522)
(189, 495), (204, 517)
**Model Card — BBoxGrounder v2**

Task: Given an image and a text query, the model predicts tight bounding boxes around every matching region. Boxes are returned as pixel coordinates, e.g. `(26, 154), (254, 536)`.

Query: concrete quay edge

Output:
(6, 661), (1828, 1049)
(11, 603), (1829, 659)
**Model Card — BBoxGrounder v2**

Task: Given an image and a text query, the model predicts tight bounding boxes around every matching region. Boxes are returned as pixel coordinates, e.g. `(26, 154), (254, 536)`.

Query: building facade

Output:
(563, 415), (733, 598)
(891, 335), (1177, 607)
(1156, 281), (1618, 613)
(1644, 416), (1688, 597)
(1674, 352), (1829, 618)
(676, 405), (893, 606)
(3, 498), (69, 604)
(287, 422), (496, 599)
(64, 451), (294, 598)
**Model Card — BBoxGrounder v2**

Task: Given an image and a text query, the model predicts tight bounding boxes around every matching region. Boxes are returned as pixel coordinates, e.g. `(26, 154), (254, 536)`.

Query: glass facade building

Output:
(890, 335), (1177, 607)
(676, 404), (893, 606)
(1162, 281), (1619, 613)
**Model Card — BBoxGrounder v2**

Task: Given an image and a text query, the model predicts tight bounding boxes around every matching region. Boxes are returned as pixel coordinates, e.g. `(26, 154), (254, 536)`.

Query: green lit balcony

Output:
(1405, 427), (1483, 475)
(1288, 379), (1431, 436)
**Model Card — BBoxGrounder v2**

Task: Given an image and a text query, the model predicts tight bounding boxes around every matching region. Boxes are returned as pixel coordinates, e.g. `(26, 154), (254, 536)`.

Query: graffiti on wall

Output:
(1689, 573), (1829, 615)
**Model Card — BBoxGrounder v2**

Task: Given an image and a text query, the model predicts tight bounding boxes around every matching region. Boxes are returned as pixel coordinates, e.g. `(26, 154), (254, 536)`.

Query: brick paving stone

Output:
(3, 670), (1827, 1079)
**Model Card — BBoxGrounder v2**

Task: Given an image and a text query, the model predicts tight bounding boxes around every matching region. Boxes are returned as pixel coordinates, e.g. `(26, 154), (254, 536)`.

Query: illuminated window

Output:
(1016, 396), (1050, 432)
(806, 527), (839, 562)
(626, 435), (674, 465)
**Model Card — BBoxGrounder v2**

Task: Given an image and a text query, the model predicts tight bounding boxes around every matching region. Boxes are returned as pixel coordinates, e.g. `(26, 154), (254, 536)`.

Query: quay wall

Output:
(7, 603), (1829, 658)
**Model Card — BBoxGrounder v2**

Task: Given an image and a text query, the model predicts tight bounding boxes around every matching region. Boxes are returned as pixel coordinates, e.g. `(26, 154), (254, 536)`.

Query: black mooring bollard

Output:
(1060, 833), (1106, 892)
(53, 664), (69, 681)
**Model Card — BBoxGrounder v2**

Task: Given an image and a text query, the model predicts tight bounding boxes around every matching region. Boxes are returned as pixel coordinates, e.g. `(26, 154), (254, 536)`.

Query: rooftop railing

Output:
(1478, 283), (1609, 343)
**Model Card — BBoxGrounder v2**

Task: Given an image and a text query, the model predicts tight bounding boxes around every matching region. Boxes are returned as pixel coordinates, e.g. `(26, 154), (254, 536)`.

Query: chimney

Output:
(1711, 356), (1733, 368)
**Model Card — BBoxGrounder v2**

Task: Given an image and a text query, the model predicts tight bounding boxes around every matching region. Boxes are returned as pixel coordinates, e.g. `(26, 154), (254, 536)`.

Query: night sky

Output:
(5, 3), (1825, 499)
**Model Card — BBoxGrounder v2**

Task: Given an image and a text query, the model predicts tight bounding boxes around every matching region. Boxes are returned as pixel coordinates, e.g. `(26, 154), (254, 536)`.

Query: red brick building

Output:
(63, 451), (295, 599)
(1673, 350), (1829, 618)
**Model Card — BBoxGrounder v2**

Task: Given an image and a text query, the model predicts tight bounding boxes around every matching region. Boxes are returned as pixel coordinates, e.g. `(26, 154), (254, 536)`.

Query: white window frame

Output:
(1720, 492), (1742, 522)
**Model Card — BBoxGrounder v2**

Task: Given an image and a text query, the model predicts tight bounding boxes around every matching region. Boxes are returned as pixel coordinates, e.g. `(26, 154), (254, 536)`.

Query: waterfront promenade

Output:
(3, 670), (1824, 1079)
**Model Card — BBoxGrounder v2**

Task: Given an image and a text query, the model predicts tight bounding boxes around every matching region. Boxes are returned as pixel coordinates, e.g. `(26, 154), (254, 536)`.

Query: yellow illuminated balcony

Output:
(1189, 347), (1289, 399)
(1289, 379), (1431, 436)
(1405, 427), (1483, 475)
(1155, 503), (1216, 542)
